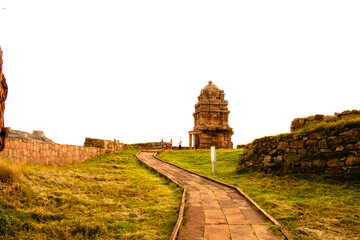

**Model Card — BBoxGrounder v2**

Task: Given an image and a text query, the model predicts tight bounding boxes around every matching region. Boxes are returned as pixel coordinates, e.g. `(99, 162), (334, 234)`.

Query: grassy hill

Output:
(157, 149), (360, 240)
(0, 149), (182, 240)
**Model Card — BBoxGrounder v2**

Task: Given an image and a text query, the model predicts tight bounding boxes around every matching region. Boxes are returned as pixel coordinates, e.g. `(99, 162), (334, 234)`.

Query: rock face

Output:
(238, 121), (360, 179)
(291, 110), (360, 132)
(0, 47), (9, 151)
(189, 81), (233, 149)
(8, 129), (54, 143)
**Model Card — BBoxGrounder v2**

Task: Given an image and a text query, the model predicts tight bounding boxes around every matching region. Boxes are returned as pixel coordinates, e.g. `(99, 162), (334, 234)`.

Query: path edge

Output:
(135, 150), (186, 240)
(153, 152), (294, 240)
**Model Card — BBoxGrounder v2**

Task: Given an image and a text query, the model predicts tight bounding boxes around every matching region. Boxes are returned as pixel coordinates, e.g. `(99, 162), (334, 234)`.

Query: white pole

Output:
(211, 146), (216, 173)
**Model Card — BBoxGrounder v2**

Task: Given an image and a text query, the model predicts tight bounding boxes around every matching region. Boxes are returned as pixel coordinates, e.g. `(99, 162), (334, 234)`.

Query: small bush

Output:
(0, 158), (23, 185)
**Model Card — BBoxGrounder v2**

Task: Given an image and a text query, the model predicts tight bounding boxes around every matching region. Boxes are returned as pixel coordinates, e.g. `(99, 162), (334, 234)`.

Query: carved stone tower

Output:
(189, 81), (233, 149)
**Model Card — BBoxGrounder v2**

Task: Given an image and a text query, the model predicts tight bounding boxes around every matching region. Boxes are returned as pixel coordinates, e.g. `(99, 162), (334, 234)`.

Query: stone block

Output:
(318, 139), (328, 149)
(355, 141), (360, 149)
(301, 162), (312, 167)
(335, 146), (344, 152)
(274, 155), (283, 163)
(306, 115), (315, 121)
(327, 159), (344, 167)
(346, 155), (360, 166)
(344, 136), (357, 144)
(277, 142), (289, 150)
(310, 132), (324, 139)
(292, 134), (300, 140)
(341, 113), (360, 120)
(320, 149), (331, 153)
(305, 140), (317, 146)
(312, 159), (326, 167)
(290, 140), (304, 149)
(324, 115), (338, 122)
(314, 114), (324, 121)
(346, 144), (355, 150)
(340, 110), (352, 115)
(263, 155), (271, 163)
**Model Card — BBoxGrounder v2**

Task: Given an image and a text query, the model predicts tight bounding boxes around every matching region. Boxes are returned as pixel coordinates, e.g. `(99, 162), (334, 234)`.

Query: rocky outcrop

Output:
(238, 119), (360, 179)
(8, 129), (54, 143)
(0, 47), (9, 151)
(291, 110), (360, 132)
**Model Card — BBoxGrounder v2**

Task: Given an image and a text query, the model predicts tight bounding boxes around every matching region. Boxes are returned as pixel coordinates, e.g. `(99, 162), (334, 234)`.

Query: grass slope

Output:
(157, 149), (360, 240)
(0, 149), (182, 240)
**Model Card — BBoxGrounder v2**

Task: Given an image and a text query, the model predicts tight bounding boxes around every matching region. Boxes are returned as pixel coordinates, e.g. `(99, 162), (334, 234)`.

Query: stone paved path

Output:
(137, 151), (284, 240)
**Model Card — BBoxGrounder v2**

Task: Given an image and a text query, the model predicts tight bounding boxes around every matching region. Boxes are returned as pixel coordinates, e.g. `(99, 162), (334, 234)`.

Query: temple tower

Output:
(189, 81), (233, 149)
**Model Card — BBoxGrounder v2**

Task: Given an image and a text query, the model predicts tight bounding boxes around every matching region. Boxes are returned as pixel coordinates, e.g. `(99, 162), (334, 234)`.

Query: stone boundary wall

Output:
(0, 138), (105, 165)
(134, 142), (172, 150)
(84, 137), (128, 150)
(238, 126), (360, 179)
(291, 110), (360, 132)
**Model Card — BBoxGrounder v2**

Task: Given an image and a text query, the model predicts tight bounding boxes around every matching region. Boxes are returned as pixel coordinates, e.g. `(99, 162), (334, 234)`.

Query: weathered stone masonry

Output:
(238, 113), (360, 179)
(0, 138), (105, 165)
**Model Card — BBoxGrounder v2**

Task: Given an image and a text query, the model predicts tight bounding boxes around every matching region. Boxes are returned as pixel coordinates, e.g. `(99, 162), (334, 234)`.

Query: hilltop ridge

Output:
(7, 128), (54, 143)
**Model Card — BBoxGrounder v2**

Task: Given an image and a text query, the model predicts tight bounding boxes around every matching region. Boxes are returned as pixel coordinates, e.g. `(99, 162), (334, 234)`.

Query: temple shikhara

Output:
(189, 81), (233, 149)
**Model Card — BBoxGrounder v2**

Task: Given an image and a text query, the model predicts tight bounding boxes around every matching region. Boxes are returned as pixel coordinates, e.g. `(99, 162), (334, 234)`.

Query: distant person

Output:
(179, 140), (182, 150)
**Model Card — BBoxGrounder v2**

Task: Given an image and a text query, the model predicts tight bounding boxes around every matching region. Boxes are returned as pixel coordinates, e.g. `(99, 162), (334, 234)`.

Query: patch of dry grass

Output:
(0, 149), (182, 239)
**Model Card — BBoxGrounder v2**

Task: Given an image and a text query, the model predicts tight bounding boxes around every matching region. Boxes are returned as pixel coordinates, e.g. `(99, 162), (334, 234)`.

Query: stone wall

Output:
(0, 138), (105, 165)
(84, 137), (127, 150)
(0, 46), (9, 151)
(291, 110), (360, 132)
(238, 123), (360, 179)
(134, 141), (172, 150)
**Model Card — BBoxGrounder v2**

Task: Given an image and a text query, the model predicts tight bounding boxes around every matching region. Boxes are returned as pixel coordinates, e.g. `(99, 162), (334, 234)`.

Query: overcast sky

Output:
(0, 0), (359, 147)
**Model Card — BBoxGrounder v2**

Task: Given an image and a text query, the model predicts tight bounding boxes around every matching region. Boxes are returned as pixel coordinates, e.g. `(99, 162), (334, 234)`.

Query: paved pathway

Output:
(137, 151), (284, 240)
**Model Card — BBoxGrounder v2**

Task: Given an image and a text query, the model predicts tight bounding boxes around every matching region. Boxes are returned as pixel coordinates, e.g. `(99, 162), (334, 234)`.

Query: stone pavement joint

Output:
(136, 151), (287, 240)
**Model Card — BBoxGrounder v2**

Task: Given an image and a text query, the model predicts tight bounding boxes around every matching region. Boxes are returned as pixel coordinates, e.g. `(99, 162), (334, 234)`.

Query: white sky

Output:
(0, 0), (359, 146)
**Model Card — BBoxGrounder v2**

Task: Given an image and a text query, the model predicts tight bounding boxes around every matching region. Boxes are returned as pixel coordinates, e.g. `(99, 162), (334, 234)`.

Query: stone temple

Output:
(189, 81), (233, 149)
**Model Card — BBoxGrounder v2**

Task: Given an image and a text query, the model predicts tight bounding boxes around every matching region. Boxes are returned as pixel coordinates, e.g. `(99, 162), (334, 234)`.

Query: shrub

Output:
(0, 158), (23, 185)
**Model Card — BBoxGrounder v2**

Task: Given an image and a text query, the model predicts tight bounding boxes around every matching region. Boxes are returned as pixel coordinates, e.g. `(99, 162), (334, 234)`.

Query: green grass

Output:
(157, 149), (360, 240)
(0, 149), (182, 240)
